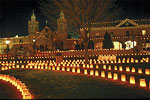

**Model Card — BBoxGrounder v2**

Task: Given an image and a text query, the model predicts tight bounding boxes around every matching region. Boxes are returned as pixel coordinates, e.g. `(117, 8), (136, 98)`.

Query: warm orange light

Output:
(103, 65), (106, 69)
(131, 67), (135, 72)
(96, 65), (99, 69)
(57, 67), (60, 70)
(113, 73), (118, 80)
(1, 67), (4, 70)
(108, 72), (112, 79)
(114, 66), (117, 70)
(77, 68), (80, 73)
(101, 71), (105, 77)
(87, 64), (89, 68)
(34, 65), (37, 69)
(95, 70), (99, 76)
(84, 69), (88, 74)
(90, 64), (93, 68)
(17, 65), (20, 69)
(21, 65), (24, 68)
(135, 60), (138, 63)
(90, 70), (94, 75)
(129, 76), (135, 84)
(138, 68), (142, 74)
(119, 66), (123, 71)
(126, 67), (130, 72)
(121, 74), (126, 82)
(23, 94), (32, 99)
(72, 68), (75, 73)
(67, 67), (70, 71)
(145, 69), (150, 75)
(62, 67), (65, 71)
(22, 89), (29, 95)
(108, 65), (111, 70)
(52, 66), (55, 70)
(140, 79), (146, 87)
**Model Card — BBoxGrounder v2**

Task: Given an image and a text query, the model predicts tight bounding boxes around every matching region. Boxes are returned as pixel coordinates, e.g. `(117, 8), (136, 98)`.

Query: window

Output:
(60, 23), (64, 30)
(96, 33), (99, 38)
(126, 31), (129, 37)
(142, 30), (146, 35)
(110, 32), (114, 37)
(45, 28), (48, 33)
(87, 33), (90, 38)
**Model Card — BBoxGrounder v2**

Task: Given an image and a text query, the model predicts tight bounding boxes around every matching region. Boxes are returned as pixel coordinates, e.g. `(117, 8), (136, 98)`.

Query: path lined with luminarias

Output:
(1, 53), (150, 92)
(0, 74), (33, 99)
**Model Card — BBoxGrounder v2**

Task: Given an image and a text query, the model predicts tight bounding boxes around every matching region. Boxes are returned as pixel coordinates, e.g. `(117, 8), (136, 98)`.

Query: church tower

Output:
(57, 10), (67, 34)
(28, 10), (39, 35)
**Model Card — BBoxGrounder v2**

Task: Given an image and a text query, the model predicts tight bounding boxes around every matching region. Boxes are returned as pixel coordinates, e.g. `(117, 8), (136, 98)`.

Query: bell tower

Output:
(28, 10), (39, 35)
(57, 10), (67, 34)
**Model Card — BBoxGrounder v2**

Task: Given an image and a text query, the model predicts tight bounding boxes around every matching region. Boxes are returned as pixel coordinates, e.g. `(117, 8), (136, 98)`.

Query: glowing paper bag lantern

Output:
(62, 67), (65, 71)
(87, 64), (89, 68)
(77, 68), (80, 73)
(126, 67), (130, 72)
(119, 66), (123, 71)
(108, 65), (111, 70)
(145, 69), (150, 75)
(101, 71), (105, 77)
(131, 67), (135, 72)
(113, 73), (118, 80)
(84, 69), (88, 75)
(103, 65), (106, 69)
(114, 66), (117, 70)
(90, 64), (93, 68)
(52, 66), (55, 70)
(72, 68), (75, 73)
(57, 67), (60, 70)
(138, 68), (142, 74)
(90, 70), (94, 75)
(96, 65), (99, 69)
(67, 67), (70, 72)
(121, 74), (126, 82)
(129, 76), (135, 84)
(95, 70), (99, 76)
(108, 72), (112, 79)
(140, 79), (146, 87)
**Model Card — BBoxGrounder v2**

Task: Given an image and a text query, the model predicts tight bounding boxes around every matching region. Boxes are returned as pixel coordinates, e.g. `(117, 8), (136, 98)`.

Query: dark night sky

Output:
(1, 0), (150, 38)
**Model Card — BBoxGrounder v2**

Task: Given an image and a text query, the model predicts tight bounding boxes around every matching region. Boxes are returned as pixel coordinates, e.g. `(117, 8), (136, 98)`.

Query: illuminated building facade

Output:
(0, 10), (150, 56)
(79, 18), (150, 50)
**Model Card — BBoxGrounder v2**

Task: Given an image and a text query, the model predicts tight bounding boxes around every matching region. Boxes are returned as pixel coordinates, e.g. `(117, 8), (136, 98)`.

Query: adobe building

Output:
(78, 18), (150, 51)
(0, 10), (150, 57)
(0, 10), (68, 57)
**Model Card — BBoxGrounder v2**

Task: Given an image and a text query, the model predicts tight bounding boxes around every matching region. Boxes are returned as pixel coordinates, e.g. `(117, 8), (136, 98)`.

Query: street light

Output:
(5, 40), (10, 59)
(33, 38), (36, 56)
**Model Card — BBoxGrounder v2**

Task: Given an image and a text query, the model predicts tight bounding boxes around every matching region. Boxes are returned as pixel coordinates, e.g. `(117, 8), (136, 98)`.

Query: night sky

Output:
(1, 0), (150, 38)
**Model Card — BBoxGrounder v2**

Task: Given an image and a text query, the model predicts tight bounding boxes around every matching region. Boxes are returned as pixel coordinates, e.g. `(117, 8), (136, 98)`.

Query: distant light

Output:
(15, 35), (18, 38)
(5, 40), (10, 44)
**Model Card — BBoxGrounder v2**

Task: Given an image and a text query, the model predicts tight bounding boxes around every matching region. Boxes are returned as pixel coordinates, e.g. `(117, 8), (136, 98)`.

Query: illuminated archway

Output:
(113, 41), (122, 50)
(125, 40), (137, 50)
(94, 42), (103, 49)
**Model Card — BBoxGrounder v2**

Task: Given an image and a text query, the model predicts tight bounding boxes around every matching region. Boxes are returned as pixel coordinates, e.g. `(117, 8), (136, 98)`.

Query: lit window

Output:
(87, 33), (90, 38)
(142, 30), (146, 35)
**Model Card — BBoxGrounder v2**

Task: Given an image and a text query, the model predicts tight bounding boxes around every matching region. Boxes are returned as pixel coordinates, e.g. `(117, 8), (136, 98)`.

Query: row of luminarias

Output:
(0, 63), (149, 89)
(0, 74), (33, 99)
(0, 57), (149, 67)
(0, 49), (148, 59)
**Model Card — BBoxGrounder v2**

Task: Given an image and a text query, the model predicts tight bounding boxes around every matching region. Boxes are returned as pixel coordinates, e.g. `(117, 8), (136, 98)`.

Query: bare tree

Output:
(39, 0), (121, 64)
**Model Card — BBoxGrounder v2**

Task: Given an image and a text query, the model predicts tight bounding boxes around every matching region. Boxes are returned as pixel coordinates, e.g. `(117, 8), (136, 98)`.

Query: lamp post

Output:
(33, 38), (36, 56)
(5, 40), (10, 59)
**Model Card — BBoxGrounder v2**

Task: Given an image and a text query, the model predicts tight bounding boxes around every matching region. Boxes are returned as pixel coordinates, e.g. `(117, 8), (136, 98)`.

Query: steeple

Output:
(31, 10), (36, 21)
(45, 20), (48, 26)
(60, 10), (64, 19)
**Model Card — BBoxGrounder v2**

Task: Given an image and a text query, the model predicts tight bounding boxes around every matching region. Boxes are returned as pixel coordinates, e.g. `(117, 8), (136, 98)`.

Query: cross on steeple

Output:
(45, 20), (48, 25)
